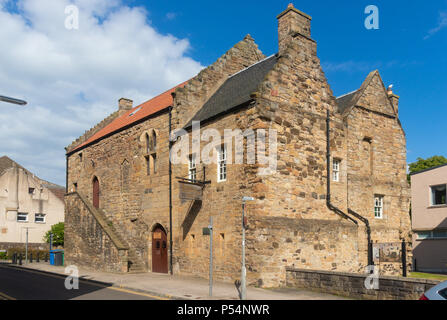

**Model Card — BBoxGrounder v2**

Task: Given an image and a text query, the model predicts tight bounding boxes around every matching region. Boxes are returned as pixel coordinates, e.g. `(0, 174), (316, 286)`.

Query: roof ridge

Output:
(228, 54), (277, 79)
(336, 89), (358, 99)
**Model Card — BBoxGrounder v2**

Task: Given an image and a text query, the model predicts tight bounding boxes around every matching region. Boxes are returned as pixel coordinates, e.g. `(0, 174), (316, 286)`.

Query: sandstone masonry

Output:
(64, 4), (411, 287)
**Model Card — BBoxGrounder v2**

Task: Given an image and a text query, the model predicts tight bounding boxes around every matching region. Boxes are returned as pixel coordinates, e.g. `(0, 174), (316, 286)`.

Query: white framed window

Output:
(430, 184), (446, 206)
(188, 154), (197, 182)
(35, 214), (46, 223)
(17, 213), (28, 222)
(217, 145), (227, 182)
(332, 159), (341, 182)
(374, 195), (384, 219)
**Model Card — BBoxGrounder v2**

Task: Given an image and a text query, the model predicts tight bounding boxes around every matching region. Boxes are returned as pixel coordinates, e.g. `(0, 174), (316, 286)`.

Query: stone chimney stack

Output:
(277, 3), (312, 54)
(118, 98), (133, 112)
(387, 86), (400, 116)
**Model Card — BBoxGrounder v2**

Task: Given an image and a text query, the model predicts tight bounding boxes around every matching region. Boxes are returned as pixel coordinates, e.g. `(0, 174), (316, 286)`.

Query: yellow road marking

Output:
(109, 286), (169, 300)
(0, 291), (16, 300)
(0, 264), (168, 300)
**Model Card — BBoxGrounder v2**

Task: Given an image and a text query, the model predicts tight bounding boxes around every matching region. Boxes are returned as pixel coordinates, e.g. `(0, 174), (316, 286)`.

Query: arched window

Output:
(152, 130), (157, 151)
(145, 133), (151, 154)
(92, 176), (100, 208)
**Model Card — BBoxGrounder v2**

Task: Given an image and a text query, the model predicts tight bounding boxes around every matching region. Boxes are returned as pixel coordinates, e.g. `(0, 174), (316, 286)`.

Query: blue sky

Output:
(129, 0), (447, 164)
(0, 0), (446, 185)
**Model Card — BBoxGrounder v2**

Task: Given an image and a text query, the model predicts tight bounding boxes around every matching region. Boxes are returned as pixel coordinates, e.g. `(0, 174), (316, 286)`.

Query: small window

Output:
(332, 159), (341, 182)
(35, 214), (46, 223)
(431, 184), (446, 206)
(73, 182), (78, 192)
(152, 154), (157, 174)
(433, 230), (447, 239)
(145, 156), (150, 176)
(189, 154), (197, 182)
(374, 195), (384, 219)
(145, 133), (151, 154)
(78, 153), (83, 162)
(217, 145), (227, 182)
(152, 130), (157, 151)
(417, 231), (431, 240)
(28, 188), (35, 194)
(17, 213), (28, 222)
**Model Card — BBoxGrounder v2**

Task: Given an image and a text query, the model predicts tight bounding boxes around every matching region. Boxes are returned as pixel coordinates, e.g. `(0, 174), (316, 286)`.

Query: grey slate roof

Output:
(336, 90), (359, 114)
(185, 54), (278, 128)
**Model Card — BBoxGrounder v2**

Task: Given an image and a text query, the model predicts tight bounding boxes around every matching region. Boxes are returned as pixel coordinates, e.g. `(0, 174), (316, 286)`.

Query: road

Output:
(0, 264), (161, 300)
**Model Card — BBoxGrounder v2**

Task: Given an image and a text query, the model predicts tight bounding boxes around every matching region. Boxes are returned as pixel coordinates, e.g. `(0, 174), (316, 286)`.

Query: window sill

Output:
(427, 205), (447, 209)
(416, 238), (447, 241)
(35, 222), (46, 224)
(17, 221), (28, 223)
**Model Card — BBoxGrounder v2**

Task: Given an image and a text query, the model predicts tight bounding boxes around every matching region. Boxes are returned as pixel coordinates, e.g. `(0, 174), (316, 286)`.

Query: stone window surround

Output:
(374, 195), (384, 219)
(188, 154), (197, 182)
(332, 158), (341, 182)
(217, 144), (227, 183)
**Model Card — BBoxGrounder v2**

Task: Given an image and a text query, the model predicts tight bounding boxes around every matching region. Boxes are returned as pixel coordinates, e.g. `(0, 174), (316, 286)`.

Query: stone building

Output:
(0, 156), (65, 248)
(65, 4), (411, 286)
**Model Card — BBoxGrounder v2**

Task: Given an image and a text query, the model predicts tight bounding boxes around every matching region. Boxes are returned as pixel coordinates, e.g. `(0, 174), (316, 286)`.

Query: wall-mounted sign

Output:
(179, 181), (203, 204)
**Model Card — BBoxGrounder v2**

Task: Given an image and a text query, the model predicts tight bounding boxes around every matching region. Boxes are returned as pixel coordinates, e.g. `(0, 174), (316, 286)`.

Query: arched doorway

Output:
(92, 176), (100, 208)
(152, 225), (168, 273)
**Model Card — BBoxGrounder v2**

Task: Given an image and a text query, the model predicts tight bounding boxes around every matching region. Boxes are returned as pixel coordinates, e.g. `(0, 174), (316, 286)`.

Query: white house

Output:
(0, 156), (65, 245)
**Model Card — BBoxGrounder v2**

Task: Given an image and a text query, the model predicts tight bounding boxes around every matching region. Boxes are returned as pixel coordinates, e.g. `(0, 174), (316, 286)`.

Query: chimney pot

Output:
(277, 3), (312, 54)
(387, 90), (400, 116)
(118, 98), (133, 111)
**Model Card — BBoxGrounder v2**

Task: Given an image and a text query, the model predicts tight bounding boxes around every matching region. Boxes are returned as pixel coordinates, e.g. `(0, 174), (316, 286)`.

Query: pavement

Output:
(0, 261), (347, 300)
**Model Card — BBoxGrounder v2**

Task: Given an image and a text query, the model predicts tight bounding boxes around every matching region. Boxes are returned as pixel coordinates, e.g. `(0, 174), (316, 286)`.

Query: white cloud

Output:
(424, 11), (447, 40)
(0, 0), (203, 185)
(166, 12), (177, 20)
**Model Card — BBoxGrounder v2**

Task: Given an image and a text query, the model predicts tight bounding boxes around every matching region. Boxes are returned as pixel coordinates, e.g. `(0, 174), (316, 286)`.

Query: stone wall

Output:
(247, 217), (361, 287)
(286, 268), (439, 300)
(0, 242), (48, 251)
(64, 193), (128, 273)
(67, 111), (171, 271)
(173, 35), (265, 129)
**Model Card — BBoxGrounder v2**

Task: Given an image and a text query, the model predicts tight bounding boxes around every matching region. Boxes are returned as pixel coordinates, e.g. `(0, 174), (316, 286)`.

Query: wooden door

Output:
(152, 227), (168, 273)
(93, 177), (99, 208)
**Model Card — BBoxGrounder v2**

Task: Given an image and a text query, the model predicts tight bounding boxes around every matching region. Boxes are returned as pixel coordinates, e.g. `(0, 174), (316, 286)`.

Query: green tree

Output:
(409, 155), (447, 178)
(44, 222), (64, 247)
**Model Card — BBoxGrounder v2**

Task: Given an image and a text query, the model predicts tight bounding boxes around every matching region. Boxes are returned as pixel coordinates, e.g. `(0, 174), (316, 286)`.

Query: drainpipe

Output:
(326, 109), (373, 266)
(65, 154), (69, 193)
(168, 106), (173, 275)
(348, 208), (373, 266)
(326, 109), (357, 225)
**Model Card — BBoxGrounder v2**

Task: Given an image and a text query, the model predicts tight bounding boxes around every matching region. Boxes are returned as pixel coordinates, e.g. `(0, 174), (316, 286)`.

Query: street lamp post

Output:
(241, 196), (254, 300)
(0, 95), (27, 106)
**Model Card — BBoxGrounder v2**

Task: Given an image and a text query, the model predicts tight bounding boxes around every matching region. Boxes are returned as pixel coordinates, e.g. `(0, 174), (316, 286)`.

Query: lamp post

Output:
(0, 95), (27, 106)
(241, 196), (254, 300)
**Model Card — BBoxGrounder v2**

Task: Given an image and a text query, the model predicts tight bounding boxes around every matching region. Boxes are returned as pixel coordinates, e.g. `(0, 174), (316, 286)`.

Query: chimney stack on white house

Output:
(277, 3), (312, 54)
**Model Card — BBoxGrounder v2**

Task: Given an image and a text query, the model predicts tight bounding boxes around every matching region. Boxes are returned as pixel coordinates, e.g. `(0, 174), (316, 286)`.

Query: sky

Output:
(0, 0), (446, 186)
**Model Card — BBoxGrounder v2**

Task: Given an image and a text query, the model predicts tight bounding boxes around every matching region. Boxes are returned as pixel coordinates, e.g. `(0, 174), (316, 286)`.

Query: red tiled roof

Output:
(70, 81), (188, 153)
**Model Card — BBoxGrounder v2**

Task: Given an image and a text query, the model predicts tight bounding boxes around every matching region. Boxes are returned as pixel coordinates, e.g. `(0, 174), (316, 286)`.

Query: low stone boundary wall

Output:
(286, 267), (440, 300)
(0, 242), (48, 251)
